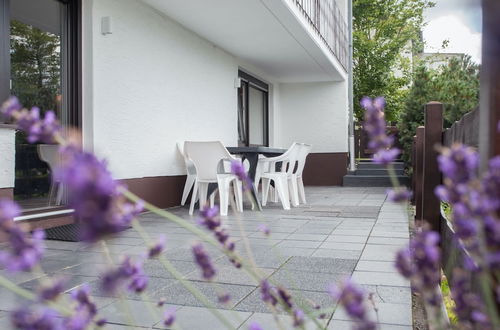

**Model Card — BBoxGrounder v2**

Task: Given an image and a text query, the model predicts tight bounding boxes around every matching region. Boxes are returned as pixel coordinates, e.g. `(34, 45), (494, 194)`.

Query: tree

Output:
(398, 55), (480, 164)
(353, 0), (434, 122)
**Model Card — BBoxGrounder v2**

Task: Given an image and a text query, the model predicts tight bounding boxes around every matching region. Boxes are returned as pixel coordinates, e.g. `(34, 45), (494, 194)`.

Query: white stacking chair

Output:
(176, 142), (197, 206)
(258, 142), (302, 210)
(184, 141), (244, 216)
(293, 143), (312, 204)
(37, 144), (63, 206)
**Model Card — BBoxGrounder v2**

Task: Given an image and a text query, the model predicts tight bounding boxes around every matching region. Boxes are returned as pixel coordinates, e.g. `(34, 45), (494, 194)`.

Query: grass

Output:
(441, 275), (458, 325)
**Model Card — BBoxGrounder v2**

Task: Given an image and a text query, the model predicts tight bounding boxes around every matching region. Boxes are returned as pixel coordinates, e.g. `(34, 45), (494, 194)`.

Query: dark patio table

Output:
(227, 146), (286, 210)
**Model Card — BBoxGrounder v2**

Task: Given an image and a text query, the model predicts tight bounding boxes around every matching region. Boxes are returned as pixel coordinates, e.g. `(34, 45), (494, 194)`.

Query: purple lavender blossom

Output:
(260, 280), (277, 306)
(258, 224), (270, 236)
(0, 227), (45, 272)
(395, 229), (441, 306)
(387, 187), (412, 203)
(192, 243), (216, 280)
(277, 287), (293, 309)
(361, 96), (400, 165)
(230, 160), (252, 191)
(437, 144), (478, 185)
(293, 309), (305, 327)
(218, 292), (231, 304)
(248, 321), (263, 330)
(163, 307), (176, 327)
(451, 269), (491, 327)
(0, 198), (20, 223)
(101, 257), (147, 294)
(11, 308), (62, 330)
(198, 205), (237, 263)
(1, 96), (22, 116)
(38, 277), (66, 301)
(329, 279), (376, 330)
(56, 147), (143, 242)
(148, 235), (166, 258)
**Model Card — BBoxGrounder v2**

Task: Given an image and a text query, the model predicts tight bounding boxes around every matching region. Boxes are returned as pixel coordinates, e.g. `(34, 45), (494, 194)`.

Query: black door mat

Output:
(44, 223), (81, 242)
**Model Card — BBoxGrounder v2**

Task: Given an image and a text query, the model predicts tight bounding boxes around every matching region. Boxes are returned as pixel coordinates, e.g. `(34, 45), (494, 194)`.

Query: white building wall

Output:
(86, 0), (239, 180)
(0, 128), (15, 189)
(277, 81), (348, 152)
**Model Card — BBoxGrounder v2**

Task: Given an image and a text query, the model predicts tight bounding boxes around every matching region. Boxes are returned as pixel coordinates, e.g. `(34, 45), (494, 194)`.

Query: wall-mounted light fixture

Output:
(234, 78), (241, 89)
(101, 16), (112, 35)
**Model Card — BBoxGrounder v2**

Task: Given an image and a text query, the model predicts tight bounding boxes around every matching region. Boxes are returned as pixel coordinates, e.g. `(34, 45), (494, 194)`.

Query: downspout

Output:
(347, 0), (356, 172)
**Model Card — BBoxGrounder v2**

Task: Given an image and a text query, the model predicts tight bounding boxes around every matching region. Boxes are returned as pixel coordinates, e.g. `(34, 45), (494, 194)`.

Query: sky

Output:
(422, 0), (482, 63)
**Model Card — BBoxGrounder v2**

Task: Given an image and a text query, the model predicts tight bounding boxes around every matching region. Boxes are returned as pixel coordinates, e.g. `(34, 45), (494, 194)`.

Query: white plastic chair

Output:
(37, 144), (63, 206)
(184, 141), (244, 216)
(176, 142), (197, 206)
(293, 143), (312, 204)
(258, 143), (302, 209)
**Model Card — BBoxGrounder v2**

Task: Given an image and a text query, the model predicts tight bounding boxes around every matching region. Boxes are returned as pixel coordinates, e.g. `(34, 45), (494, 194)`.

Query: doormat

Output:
(44, 223), (81, 242)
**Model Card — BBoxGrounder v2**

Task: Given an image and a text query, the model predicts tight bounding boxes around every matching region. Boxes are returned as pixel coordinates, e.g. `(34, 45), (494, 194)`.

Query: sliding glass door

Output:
(0, 0), (80, 211)
(237, 70), (269, 146)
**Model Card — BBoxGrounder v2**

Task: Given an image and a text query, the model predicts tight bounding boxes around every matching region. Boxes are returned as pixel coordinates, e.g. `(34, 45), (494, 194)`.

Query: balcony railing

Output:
(291, 0), (348, 70)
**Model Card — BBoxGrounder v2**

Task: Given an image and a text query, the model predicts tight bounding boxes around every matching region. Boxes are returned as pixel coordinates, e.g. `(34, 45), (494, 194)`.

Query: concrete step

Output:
(342, 174), (410, 187)
(357, 162), (405, 170)
(355, 168), (405, 176)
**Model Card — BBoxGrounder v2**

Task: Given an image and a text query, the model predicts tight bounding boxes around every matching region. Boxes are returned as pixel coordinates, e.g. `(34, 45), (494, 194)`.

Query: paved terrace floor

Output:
(0, 187), (412, 329)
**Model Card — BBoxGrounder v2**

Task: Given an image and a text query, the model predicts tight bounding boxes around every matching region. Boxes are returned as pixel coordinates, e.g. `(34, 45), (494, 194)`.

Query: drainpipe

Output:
(347, 0), (356, 172)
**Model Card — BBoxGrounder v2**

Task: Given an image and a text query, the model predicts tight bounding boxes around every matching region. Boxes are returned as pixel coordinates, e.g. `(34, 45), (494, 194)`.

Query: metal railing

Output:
(291, 0), (348, 70)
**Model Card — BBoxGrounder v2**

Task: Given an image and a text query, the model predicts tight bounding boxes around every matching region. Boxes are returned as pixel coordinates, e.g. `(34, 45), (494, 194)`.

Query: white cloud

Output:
(423, 15), (482, 63)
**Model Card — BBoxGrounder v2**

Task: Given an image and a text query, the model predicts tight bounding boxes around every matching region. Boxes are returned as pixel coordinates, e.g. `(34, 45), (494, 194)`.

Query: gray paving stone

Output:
(328, 320), (412, 330)
(277, 240), (323, 249)
(150, 280), (256, 309)
(286, 233), (328, 241)
(275, 247), (316, 257)
(312, 249), (362, 260)
(355, 261), (398, 273)
(186, 265), (273, 286)
(366, 237), (408, 246)
(20, 275), (97, 293)
(154, 306), (251, 329)
(333, 301), (412, 326)
(241, 312), (328, 330)
(268, 269), (343, 292)
(360, 244), (402, 261)
(361, 285), (412, 305)
(318, 242), (365, 251)
(282, 257), (356, 274)
(331, 229), (371, 236)
(351, 271), (410, 287)
(325, 235), (368, 243)
(98, 299), (177, 327)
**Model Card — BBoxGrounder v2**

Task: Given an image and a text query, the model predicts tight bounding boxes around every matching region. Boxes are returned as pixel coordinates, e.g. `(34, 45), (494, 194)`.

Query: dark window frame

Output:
(238, 70), (269, 147)
(0, 0), (82, 127)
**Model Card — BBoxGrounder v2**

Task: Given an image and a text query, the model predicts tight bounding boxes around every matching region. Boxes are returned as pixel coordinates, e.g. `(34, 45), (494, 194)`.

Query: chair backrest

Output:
(184, 141), (233, 181)
(37, 144), (60, 177)
(296, 143), (312, 176)
(177, 142), (196, 175)
(280, 142), (301, 175)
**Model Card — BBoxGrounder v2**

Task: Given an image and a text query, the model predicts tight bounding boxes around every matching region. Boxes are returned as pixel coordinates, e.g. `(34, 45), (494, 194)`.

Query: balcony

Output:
(290, 0), (349, 70)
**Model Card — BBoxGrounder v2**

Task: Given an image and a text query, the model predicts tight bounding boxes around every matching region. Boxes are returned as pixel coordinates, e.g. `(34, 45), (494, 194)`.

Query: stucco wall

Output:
(86, 0), (239, 179)
(0, 128), (15, 188)
(277, 81), (348, 152)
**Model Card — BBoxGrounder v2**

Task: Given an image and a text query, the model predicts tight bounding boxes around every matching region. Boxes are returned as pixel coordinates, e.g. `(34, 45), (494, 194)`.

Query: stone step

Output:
(355, 168), (405, 176)
(342, 174), (410, 187)
(357, 162), (405, 170)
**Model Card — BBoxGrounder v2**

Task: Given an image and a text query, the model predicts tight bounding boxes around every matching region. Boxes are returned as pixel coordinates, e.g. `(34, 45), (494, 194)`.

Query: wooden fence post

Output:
(422, 103), (443, 232)
(479, 0), (500, 167)
(415, 126), (424, 223)
(411, 136), (416, 205)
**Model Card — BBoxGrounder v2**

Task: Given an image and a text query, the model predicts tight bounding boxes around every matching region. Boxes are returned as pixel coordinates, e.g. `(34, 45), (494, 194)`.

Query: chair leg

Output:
(55, 183), (64, 206)
(261, 178), (271, 206)
(275, 177), (290, 210)
(209, 193), (215, 208)
(298, 177), (306, 204)
(234, 180), (243, 212)
(189, 181), (199, 215)
(198, 183), (208, 210)
(217, 178), (230, 216)
(181, 174), (196, 206)
(288, 176), (299, 207)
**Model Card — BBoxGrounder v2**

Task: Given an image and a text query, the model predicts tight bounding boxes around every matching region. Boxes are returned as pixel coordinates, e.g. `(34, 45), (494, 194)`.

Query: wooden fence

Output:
(411, 103), (481, 297)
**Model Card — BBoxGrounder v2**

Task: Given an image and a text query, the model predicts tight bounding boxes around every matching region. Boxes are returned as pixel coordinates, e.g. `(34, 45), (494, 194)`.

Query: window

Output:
(237, 70), (269, 146)
(0, 0), (81, 211)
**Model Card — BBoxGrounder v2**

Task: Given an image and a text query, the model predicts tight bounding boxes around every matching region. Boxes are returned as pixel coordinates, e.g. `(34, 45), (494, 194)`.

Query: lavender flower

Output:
(387, 187), (412, 203)
(0, 198), (20, 223)
(38, 277), (66, 301)
(329, 279), (376, 330)
(277, 287), (293, 309)
(260, 280), (277, 306)
(218, 292), (231, 304)
(292, 309), (304, 327)
(11, 308), (61, 330)
(258, 224), (270, 236)
(395, 229), (441, 306)
(0, 227), (45, 272)
(148, 235), (166, 258)
(248, 321), (263, 330)
(101, 257), (148, 294)
(192, 243), (216, 280)
(230, 160), (252, 191)
(163, 307), (176, 327)
(1, 97), (61, 144)
(361, 96), (400, 165)
(451, 269), (491, 327)
(56, 147), (143, 242)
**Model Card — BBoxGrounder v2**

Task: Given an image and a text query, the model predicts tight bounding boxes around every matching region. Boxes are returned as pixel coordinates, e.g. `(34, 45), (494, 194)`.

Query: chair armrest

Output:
(217, 158), (241, 174)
